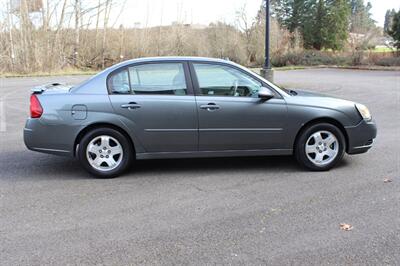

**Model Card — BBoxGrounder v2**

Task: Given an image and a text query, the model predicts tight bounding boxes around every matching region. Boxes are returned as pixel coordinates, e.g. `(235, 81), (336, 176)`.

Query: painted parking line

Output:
(0, 99), (6, 132)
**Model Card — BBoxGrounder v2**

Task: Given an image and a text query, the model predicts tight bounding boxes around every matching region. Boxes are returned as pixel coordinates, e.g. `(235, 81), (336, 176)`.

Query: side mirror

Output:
(258, 87), (274, 100)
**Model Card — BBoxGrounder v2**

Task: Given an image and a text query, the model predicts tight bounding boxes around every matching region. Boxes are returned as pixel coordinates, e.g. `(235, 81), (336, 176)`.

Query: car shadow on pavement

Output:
(0, 150), (351, 180)
(131, 155), (349, 176)
(133, 155), (300, 174)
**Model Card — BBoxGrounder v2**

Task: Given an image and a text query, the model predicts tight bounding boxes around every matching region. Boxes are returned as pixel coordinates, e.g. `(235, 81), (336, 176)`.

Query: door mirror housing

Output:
(258, 87), (274, 100)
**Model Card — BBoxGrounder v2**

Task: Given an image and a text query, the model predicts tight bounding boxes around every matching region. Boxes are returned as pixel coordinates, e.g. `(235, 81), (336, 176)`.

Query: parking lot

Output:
(0, 69), (399, 265)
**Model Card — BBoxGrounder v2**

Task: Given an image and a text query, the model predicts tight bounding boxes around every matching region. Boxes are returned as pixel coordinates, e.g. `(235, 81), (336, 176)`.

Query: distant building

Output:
(349, 32), (395, 49)
(186, 24), (208, 29)
(172, 22), (207, 29)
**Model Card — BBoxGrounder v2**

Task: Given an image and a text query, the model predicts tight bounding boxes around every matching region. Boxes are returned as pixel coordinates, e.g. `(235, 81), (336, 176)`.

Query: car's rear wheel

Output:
(295, 123), (345, 171)
(78, 128), (133, 178)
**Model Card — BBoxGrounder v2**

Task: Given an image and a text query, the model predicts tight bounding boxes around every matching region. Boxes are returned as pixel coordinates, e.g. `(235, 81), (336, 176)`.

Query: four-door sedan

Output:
(24, 57), (377, 178)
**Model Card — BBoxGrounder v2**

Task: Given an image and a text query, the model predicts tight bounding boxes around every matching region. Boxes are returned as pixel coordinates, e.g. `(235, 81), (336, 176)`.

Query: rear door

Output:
(190, 62), (287, 151)
(108, 61), (198, 153)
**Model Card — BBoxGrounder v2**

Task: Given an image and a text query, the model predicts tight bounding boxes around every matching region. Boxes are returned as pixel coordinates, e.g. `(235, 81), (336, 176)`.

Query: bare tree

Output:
(101, 0), (112, 68)
(236, 4), (254, 64)
(73, 0), (81, 66)
(7, 1), (15, 72)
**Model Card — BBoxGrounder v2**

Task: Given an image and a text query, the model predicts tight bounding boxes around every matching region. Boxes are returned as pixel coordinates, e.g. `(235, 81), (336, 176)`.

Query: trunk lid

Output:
(32, 83), (73, 95)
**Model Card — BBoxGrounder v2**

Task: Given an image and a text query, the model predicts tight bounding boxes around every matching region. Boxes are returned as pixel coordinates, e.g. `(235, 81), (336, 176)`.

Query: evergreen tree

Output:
(270, 0), (293, 27)
(388, 10), (400, 49)
(288, 0), (306, 32)
(349, 0), (375, 33)
(309, 0), (326, 50)
(384, 10), (391, 33)
(271, 0), (351, 50)
(271, 0), (306, 31)
(324, 0), (350, 50)
(384, 9), (396, 34)
(297, 0), (317, 48)
(271, 0), (317, 48)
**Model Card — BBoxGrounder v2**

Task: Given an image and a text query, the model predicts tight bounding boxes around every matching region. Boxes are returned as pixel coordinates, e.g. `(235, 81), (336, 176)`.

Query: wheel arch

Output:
(74, 122), (136, 157)
(293, 117), (349, 153)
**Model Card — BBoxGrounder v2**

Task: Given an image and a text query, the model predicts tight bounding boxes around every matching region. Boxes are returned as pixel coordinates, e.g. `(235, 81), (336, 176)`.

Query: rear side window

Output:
(109, 69), (130, 94)
(109, 63), (187, 95)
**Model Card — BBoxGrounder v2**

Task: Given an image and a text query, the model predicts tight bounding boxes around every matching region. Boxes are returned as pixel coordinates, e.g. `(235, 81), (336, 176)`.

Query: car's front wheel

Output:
(78, 128), (133, 178)
(295, 123), (345, 171)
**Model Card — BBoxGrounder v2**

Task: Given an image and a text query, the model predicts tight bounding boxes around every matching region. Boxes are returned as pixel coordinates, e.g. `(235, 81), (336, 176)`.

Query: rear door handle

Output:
(200, 103), (220, 111)
(121, 102), (141, 109)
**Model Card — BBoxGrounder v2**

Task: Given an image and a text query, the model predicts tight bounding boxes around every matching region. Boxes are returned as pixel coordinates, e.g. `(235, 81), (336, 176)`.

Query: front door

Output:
(191, 62), (287, 151)
(108, 62), (197, 153)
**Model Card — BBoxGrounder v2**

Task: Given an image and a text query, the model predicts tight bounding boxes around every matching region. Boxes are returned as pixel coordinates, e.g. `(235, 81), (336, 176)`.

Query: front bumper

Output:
(345, 119), (377, 154)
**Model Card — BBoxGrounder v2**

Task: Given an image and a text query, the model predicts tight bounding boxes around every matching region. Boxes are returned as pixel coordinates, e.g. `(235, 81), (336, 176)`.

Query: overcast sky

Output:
(0, 0), (398, 28)
(113, 0), (399, 28)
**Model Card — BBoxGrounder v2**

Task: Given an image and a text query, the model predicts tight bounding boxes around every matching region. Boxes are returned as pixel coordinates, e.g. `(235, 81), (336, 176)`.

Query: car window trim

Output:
(126, 68), (133, 94)
(188, 61), (282, 99)
(106, 60), (194, 96)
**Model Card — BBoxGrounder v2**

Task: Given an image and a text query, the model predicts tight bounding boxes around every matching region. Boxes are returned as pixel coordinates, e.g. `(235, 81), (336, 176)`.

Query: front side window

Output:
(193, 63), (262, 97)
(109, 63), (188, 95)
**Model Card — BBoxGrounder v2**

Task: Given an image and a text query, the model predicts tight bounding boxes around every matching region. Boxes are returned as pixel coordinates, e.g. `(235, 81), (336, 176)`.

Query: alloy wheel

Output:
(86, 135), (123, 172)
(305, 130), (339, 166)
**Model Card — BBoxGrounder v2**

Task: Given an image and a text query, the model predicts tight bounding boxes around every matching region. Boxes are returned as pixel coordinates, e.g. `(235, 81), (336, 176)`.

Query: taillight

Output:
(30, 94), (43, 118)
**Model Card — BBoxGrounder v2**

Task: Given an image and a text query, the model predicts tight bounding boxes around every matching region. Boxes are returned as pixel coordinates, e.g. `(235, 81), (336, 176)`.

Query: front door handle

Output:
(200, 103), (220, 111)
(121, 102), (141, 109)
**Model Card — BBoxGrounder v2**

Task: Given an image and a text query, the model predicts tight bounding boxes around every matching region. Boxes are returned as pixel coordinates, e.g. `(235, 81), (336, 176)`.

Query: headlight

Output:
(355, 104), (371, 120)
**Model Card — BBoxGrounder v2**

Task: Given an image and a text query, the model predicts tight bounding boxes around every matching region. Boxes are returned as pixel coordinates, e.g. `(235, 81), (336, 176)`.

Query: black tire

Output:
(77, 127), (134, 178)
(295, 123), (346, 171)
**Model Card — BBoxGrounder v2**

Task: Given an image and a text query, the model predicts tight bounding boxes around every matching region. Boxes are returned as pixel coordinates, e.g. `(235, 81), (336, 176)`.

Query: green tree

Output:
(271, 0), (317, 48)
(324, 0), (351, 50)
(384, 9), (396, 34)
(297, 0), (318, 49)
(307, 0), (324, 50)
(270, 0), (292, 26)
(388, 10), (400, 49)
(271, 0), (351, 50)
(271, 0), (307, 31)
(349, 0), (375, 33)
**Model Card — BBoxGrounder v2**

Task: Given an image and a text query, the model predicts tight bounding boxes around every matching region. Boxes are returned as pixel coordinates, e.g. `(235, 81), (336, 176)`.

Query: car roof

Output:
(120, 56), (230, 64)
(108, 56), (232, 71)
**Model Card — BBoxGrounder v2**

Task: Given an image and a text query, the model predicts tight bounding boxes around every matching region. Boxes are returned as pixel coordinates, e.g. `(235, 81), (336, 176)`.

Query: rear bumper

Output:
(24, 118), (76, 157)
(345, 119), (377, 155)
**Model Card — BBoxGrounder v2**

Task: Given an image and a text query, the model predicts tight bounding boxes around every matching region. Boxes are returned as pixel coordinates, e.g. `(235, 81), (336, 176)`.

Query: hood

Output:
(292, 89), (334, 98)
(286, 88), (359, 114)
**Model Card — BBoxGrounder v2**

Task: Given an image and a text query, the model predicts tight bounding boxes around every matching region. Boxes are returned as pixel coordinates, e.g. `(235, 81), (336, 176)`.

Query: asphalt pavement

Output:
(0, 69), (399, 265)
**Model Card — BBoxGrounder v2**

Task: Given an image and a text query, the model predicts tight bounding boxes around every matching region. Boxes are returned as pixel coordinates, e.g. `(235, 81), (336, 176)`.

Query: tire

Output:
(295, 123), (346, 171)
(77, 127), (133, 178)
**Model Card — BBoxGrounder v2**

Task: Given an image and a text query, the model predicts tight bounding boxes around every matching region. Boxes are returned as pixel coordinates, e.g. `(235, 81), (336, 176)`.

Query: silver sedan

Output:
(24, 57), (377, 178)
